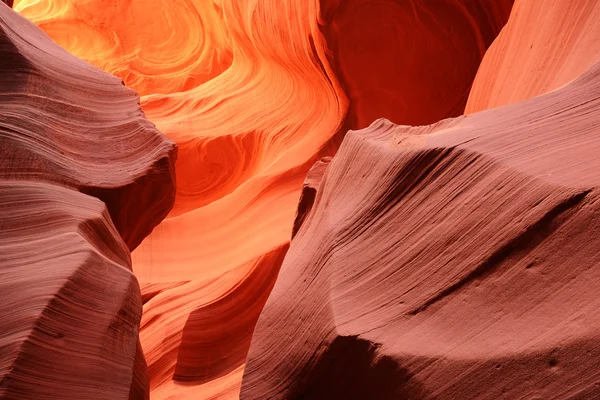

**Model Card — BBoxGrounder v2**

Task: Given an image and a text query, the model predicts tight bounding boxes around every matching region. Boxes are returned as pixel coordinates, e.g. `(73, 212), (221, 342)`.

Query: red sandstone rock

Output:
(0, 4), (176, 399)
(241, 59), (600, 399)
(0, 182), (145, 399)
(173, 246), (288, 384)
(0, 2), (176, 251)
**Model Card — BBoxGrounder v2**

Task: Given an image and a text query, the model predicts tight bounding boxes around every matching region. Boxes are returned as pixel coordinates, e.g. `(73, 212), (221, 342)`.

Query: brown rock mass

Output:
(320, 0), (513, 129)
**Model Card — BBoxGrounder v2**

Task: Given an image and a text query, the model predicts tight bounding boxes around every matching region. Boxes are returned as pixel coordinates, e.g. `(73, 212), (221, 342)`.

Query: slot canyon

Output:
(2, 0), (600, 399)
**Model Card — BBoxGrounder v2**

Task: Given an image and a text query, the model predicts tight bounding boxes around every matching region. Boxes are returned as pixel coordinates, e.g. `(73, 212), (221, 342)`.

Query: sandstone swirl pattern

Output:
(0, 3), (175, 399)
(12, 0), (511, 397)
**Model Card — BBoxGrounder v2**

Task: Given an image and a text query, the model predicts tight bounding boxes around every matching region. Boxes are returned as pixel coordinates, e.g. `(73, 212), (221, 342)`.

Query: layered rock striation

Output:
(0, 4), (175, 399)
(242, 58), (600, 399)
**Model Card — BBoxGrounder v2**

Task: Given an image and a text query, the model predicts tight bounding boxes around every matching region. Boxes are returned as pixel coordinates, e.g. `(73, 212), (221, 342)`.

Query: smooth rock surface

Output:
(466, 0), (600, 113)
(321, 0), (513, 128)
(241, 59), (600, 399)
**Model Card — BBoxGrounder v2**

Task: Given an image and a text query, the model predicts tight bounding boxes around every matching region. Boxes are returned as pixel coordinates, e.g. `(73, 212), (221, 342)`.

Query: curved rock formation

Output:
(1, 4), (175, 399)
(0, 182), (144, 399)
(173, 246), (288, 384)
(320, 0), (513, 129)
(1, 2), (176, 250)
(466, 0), (600, 113)
(241, 59), (600, 399)
(11, 0), (511, 398)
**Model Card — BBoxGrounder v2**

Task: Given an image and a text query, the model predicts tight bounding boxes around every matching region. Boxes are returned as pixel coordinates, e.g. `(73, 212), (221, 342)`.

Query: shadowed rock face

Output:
(241, 56), (600, 399)
(320, 0), (513, 129)
(292, 157), (331, 239)
(290, 336), (430, 400)
(0, 4), (175, 399)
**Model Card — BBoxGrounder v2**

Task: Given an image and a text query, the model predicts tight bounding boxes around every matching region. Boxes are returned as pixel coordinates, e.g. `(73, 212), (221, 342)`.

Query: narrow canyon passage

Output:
(9, 0), (512, 398)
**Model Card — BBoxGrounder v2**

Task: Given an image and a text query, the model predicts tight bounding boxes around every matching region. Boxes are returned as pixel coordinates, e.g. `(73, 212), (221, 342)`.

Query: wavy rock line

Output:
(0, 182), (144, 399)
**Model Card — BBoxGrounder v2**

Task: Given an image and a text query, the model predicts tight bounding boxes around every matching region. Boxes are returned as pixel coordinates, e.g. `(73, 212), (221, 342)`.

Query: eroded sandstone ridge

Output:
(6, 0), (600, 398)
(0, 3), (176, 398)
(241, 45), (600, 400)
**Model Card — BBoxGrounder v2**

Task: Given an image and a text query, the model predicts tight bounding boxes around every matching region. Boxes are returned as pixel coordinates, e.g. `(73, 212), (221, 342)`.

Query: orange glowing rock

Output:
(466, 0), (600, 112)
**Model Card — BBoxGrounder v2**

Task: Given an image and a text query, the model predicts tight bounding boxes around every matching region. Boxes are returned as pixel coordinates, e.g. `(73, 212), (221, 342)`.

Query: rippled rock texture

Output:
(241, 30), (600, 400)
(10, 0), (513, 397)
(0, 3), (176, 250)
(0, 3), (175, 399)
(10, 0), (600, 398)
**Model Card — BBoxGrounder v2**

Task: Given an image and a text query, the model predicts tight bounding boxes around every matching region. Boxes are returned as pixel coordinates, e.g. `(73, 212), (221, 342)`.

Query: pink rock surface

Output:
(241, 58), (600, 399)
(0, 4), (176, 399)
(466, 0), (600, 113)
(0, 2), (176, 251)
(0, 181), (144, 399)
